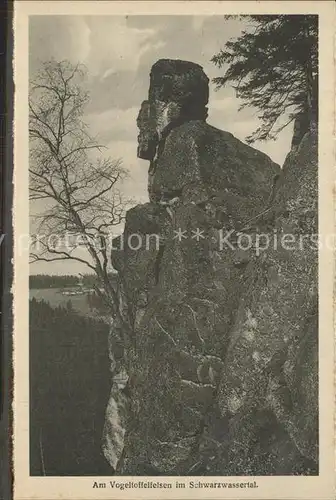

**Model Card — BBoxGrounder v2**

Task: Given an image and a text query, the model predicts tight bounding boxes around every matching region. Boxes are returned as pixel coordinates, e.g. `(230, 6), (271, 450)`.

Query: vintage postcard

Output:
(13, 1), (335, 499)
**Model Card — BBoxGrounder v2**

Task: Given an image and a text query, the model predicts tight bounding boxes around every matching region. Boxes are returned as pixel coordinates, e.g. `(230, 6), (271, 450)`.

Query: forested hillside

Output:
(29, 298), (112, 475)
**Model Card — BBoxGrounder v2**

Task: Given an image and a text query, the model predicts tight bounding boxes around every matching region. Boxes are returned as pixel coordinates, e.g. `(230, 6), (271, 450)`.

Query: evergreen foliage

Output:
(212, 15), (318, 143)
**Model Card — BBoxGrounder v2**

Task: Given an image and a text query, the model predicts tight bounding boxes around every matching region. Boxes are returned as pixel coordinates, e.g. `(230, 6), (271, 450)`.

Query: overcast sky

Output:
(29, 15), (293, 275)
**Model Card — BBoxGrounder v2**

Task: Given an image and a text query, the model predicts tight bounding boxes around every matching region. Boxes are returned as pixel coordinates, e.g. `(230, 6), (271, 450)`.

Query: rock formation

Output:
(103, 59), (318, 476)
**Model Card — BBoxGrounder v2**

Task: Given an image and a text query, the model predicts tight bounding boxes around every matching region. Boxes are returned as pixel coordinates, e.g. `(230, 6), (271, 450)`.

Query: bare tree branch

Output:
(29, 60), (131, 325)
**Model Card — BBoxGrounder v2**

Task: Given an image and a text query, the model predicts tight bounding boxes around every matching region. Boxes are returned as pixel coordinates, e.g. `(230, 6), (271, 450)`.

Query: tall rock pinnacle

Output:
(103, 59), (318, 477)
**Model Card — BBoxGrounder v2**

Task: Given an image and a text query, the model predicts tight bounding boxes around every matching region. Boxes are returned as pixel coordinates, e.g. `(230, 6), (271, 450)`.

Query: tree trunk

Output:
(303, 22), (317, 132)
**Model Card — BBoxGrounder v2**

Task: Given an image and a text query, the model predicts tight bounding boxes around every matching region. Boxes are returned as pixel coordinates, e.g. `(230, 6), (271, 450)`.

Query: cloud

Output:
(29, 16), (91, 75)
(30, 15), (159, 94)
(84, 17), (158, 77)
(192, 16), (207, 32)
(105, 140), (149, 202)
(86, 68), (149, 113)
(30, 15), (158, 75)
(29, 14), (297, 278)
(86, 106), (139, 145)
(30, 14), (293, 236)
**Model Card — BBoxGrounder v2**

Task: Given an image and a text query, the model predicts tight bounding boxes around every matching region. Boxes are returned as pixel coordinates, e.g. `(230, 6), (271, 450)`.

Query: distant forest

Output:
(29, 273), (117, 289)
(30, 298), (112, 475)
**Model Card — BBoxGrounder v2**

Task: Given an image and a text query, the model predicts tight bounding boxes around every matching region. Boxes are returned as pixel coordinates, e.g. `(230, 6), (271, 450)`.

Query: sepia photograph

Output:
(13, 1), (335, 499)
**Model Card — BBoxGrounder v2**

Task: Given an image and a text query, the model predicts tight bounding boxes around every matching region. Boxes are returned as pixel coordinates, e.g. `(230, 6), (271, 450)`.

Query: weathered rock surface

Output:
(151, 120), (279, 218)
(149, 59), (209, 120)
(217, 132), (318, 474)
(103, 59), (318, 476)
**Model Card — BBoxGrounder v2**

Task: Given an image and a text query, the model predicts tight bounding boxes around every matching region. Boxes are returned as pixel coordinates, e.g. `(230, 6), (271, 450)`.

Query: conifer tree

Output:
(212, 15), (318, 143)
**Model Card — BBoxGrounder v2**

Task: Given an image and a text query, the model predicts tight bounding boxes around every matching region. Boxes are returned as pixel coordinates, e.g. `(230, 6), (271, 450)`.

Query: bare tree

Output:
(29, 60), (129, 319)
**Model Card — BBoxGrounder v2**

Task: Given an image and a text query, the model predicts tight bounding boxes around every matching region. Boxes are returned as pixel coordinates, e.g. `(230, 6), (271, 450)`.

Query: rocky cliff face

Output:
(103, 59), (318, 476)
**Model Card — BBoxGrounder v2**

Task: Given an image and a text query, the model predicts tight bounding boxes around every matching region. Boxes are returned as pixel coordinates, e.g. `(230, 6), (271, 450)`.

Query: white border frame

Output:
(13, 2), (335, 499)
